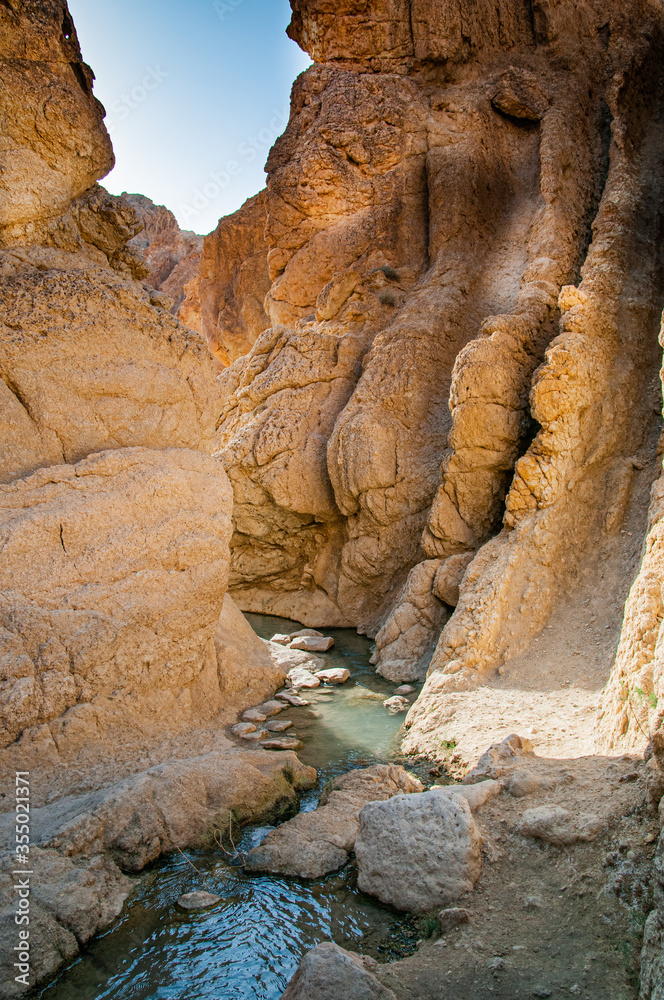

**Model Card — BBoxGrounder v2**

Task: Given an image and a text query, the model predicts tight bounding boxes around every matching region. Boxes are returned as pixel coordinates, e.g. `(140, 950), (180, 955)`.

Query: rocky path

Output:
(281, 744), (655, 1000)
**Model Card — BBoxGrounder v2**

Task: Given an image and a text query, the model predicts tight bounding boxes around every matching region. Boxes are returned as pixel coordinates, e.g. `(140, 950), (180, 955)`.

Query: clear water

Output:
(38, 615), (424, 1000)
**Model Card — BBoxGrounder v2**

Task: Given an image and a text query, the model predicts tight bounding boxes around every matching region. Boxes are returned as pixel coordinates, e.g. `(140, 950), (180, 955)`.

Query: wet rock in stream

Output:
(177, 891), (222, 911)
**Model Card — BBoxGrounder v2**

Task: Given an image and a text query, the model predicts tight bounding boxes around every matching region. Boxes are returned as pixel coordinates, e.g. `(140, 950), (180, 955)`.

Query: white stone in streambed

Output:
(269, 644), (325, 674)
(260, 737), (303, 750)
(430, 779), (502, 811)
(231, 722), (257, 736)
(355, 788), (482, 911)
(239, 729), (268, 741)
(177, 891), (221, 910)
(266, 719), (293, 732)
(287, 666), (321, 689)
(242, 708), (267, 722)
(280, 942), (396, 1000)
(383, 695), (410, 713)
(393, 684), (414, 696)
(290, 628), (324, 638)
(290, 635), (334, 652)
(271, 633), (292, 645)
(276, 690), (311, 706)
(315, 667), (350, 684)
(257, 700), (284, 716)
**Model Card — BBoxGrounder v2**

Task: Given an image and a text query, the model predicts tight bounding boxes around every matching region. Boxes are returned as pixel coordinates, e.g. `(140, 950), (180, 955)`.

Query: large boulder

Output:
(354, 788), (482, 911)
(0, 447), (232, 751)
(245, 764), (423, 878)
(281, 942), (396, 1000)
(0, 746), (316, 871)
(0, 0), (114, 230)
(0, 200), (221, 486)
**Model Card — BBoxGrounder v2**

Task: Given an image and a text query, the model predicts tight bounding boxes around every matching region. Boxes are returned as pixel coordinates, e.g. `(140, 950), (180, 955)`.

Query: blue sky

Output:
(68, 0), (311, 234)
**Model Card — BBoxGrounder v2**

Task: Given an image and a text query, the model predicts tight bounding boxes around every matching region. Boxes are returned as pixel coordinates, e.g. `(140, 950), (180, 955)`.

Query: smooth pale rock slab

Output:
(355, 788), (482, 912)
(383, 695), (410, 713)
(271, 634), (292, 645)
(239, 730), (268, 741)
(290, 629), (324, 638)
(290, 635), (334, 652)
(231, 722), (257, 736)
(281, 942), (396, 1000)
(432, 779), (502, 811)
(177, 891), (222, 911)
(517, 804), (606, 846)
(257, 700), (284, 716)
(315, 668), (350, 685)
(266, 719), (293, 732)
(260, 737), (303, 750)
(269, 644), (325, 674)
(275, 690), (311, 707)
(287, 666), (321, 689)
(393, 685), (414, 696)
(246, 764), (423, 879)
(242, 709), (267, 723)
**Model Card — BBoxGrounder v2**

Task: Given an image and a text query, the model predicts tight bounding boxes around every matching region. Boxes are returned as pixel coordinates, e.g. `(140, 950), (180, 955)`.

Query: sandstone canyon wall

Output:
(0, 6), (309, 990)
(200, 189), (272, 366)
(126, 193), (204, 332)
(213, 0), (664, 700)
(0, 0), (285, 800)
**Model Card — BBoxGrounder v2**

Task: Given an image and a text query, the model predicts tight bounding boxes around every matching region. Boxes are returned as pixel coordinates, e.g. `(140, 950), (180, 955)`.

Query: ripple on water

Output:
(38, 614), (420, 1000)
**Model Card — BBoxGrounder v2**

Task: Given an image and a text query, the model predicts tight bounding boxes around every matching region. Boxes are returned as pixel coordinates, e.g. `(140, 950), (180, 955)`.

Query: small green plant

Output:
(633, 686), (658, 709)
(420, 916), (439, 938)
(439, 738), (458, 752)
(619, 683), (658, 741)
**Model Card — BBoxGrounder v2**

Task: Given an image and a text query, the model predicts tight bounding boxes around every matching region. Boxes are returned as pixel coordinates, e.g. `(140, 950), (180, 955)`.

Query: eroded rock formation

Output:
(126, 193), (204, 331)
(0, 5), (301, 990)
(213, 0), (664, 696)
(200, 189), (271, 366)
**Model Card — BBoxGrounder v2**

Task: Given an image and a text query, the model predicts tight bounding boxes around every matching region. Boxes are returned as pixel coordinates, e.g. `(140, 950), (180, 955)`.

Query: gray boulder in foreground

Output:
(281, 942), (396, 1000)
(355, 788), (482, 911)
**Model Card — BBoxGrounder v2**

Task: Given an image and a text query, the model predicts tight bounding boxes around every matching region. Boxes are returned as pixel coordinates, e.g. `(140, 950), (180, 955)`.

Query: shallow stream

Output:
(38, 614), (423, 1000)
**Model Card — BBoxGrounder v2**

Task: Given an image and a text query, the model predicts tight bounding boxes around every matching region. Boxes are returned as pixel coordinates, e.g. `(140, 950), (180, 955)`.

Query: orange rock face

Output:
(0, 0), (114, 230)
(199, 190), (271, 366)
(215, 0), (664, 660)
(126, 194), (204, 331)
